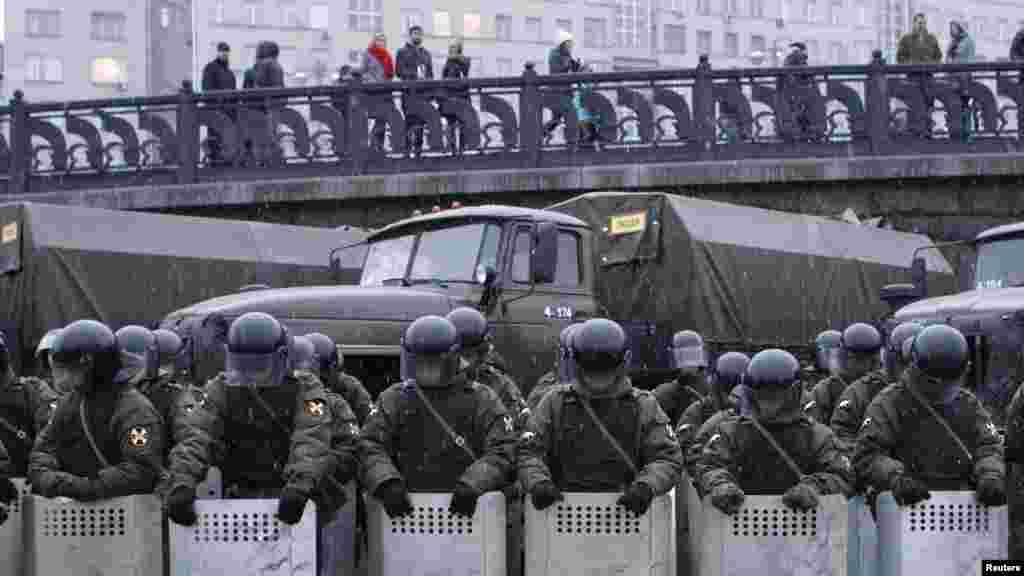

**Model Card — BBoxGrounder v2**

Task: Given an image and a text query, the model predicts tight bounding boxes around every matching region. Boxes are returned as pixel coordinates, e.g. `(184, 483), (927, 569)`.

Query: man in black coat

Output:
(201, 42), (237, 165)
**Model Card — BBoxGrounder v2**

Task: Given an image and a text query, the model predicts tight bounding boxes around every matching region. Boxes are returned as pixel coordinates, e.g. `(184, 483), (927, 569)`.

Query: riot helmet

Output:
(885, 322), (922, 379)
(813, 330), (842, 374)
(153, 329), (184, 375)
(51, 320), (119, 394)
(572, 319), (630, 396)
(0, 332), (9, 382)
(446, 307), (491, 377)
(910, 324), (968, 403)
(225, 312), (290, 388)
(671, 330), (707, 375)
(114, 326), (160, 385)
(745, 349), (801, 422)
(402, 315), (460, 388)
(557, 323), (581, 383)
(305, 332), (339, 370)
(712, 352), (750, 408)
(290, 336), (316, 373)
(839, 323), (883, 381)
(36, 329), (61, 376)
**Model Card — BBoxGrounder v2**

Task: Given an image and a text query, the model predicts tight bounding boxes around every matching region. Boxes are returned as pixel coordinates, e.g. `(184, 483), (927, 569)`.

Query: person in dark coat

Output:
(304, 332), (373, 426)
(0, 330), (58, 477)
(527, 324), (581, 410)
(653, 330), (709, 425)
(396, 26), (434, 157)
(201, 42), (238, 165)
(803, 323), (882, 424)
(1011, 26), (1024, 61)
(441, 39), (471, 153)
(544, 29), (581, 141)
(29, 320), (164, 501)
(677, 352), (749, 479)
(0, 439), (16, 526)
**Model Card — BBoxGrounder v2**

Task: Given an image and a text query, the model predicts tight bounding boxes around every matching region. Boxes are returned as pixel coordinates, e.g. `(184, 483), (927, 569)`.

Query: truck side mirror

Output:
(879, 283), (920, 312)
(911, 256), (927, 298)
(532, 222), (558, 284)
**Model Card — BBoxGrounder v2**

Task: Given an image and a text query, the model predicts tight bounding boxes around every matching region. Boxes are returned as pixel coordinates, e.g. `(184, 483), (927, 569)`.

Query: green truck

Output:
(162, 192), (953, 397)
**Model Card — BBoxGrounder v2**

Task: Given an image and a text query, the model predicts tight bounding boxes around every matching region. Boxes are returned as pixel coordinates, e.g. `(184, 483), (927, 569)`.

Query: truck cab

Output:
(160, 206), (599, 396)
(884, 222), (1024, 424)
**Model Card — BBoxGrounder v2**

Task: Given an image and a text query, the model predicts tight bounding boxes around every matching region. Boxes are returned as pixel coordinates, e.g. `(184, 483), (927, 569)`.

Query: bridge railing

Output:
(6, 50), (1024, 194)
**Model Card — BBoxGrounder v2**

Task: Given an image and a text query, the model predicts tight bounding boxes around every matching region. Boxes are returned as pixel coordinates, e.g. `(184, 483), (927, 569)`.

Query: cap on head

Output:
(217, 41), (231, 52)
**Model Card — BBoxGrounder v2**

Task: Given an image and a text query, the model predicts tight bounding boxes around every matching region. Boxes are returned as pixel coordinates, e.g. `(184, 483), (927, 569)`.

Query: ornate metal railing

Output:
(4, 51), (1024, 194)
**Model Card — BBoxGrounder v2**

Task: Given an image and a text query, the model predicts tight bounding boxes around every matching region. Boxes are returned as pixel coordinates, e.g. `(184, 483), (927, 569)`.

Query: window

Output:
(751, 34), (766, 53)
(1000, 19), (1010, 42)
(464, 13), (482, 37)
(511, 230), (532, 283)
(280, 1), (303, 27)
(408, 224), (499, 283)
(214, 1), (225, 23)
(697, 0), (711, 16)
(749, 0), (764, 18)
(496, 15), (512, 40)
(697, 30), (712, 55)
(830, 0), (842, 25)
(855, 40), (872, 63)
(723, 0), (738, 16)
(26, 10), (61, 37)
(243, 1), (263, 26)
(25, 55), (63, 83)
(725, 33), (739, 57)
(665, 24), (686, 53)
(584, 18), (607, 48)
(781, 0), (791, 20)
(278, 46), (298, 74)
(525, 17), (542, 42)
(556, 19), (572, 35)
(805, 0), (816, 21)
(497, 58), (516, 76)
(401, 9), (422, 33)
(556, 232), (582, 286)
(615, 0), (646, 49)
(434, 11), (451, 36)
(310, 5), (329, 29)
(829, 41), (845, 63)
(91, 57), (126, 85)
(972, 18), (986, 39)
(348, 0), (382, 33)
(664, 0), (685, 12)
(360, 236), (415, 286)
(161, 7), (171, 29)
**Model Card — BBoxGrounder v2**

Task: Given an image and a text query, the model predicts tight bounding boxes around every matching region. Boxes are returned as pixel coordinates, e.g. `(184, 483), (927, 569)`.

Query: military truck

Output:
(883, 221), (1024, 425)
(161, 192), (953, 397)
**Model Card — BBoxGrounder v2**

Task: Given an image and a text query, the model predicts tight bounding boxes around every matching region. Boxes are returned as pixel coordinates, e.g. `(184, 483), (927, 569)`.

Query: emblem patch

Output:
(837, 400), (851, 411)
(861, 417), (872, 429)
(305, 399), (325, 418)
(803, 401), (816, 411)
(503, 415), (514, 433)
(348, 423), (360, 436)
(368, 404), (380, 417)
(666, 424), (677, 440)
(127, 427), (149, 448)
(709, 433), (721, 445)
(520, 431), (536, 443)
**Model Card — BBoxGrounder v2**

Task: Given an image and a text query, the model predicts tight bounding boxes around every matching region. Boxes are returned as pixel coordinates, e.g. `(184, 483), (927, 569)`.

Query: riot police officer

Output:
(35, 329), (61, 385)
(305, 332), (373, 426)
(855, 324), (1004, 507)
(653, 330), (709, 425)
(153, 329), (186, 382)
(447, 307), (529, 429)
(519, 318), (682, 515)
(527, 323), (580, 410)
(0, 439), (14, 526)
(0, 330), (59, 477)
(802, 330), (842, 392)
(164, 312), (347, 526)
(804, 323), (882, 424)
(360, 315), (515, 518)
(831, 322), (922, 455)
(678, 352), (750, 479)
(697, 349), (852, 515)
(115, 326), (189, 436)
(29, 320), (164, 500)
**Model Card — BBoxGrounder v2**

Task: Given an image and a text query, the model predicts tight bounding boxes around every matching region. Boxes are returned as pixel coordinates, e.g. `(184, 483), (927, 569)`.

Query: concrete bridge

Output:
(6, 53), (1024, 249)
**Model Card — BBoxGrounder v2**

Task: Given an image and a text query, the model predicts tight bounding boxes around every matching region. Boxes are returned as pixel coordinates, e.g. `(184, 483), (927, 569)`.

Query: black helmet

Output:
(714, 352), (750, 389)
(115, 325), (159, 382)
(887, 322), (923, 353)
(911, 324), (968, 380)
(305, 332), (339, 370)
(745, 349), (800, 390)
(291, 336), (316, 373)
(671, 330), (707, 370)
(153, 329), (184, 365)
(52, 320), (120, 386)
(225, 312), (290, 387)
(403, 316), (459, 356)
(572, 319), (628, 372)
(842, 323), (883, 354)
(446, 307), (490, 349)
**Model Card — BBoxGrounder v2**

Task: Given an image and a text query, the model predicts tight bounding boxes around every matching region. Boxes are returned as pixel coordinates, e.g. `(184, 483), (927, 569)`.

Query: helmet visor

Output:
(226, 351), (285, 387)
(557, 350), (577, 383)
(575, 349), (626, 372)
(672, 345), (707, 370)
(114, 350), (148, 384)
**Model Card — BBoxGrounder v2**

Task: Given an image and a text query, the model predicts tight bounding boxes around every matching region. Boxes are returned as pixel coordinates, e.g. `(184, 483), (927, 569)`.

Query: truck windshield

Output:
(360, 223), (500, 287)
(975, 236), (1024, 289)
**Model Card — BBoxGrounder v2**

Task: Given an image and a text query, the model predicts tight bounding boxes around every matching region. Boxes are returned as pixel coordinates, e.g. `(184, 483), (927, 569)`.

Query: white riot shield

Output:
(524, 489), (675, 576)
(0, 478), (29, 576)
(320, 482), (358, 576)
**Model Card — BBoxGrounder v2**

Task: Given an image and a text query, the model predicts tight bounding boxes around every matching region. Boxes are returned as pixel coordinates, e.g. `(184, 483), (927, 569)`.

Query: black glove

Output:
(976, 475), (1006, 507)
(277, 486), (309, 525)
(449, 482), (480, 518)
(374, 479), (413, 518)
(891, 475), (931, 507)
(530, 481), (563, 511)
(782, 482), (820, 511)
(617, 482), (654, 516)
(60, 475), (99, 502)
(166, 485), (198, 526)
(0, 503), (8, 527)
(0, 478), (18, 504)
(710, 483), (745, 515)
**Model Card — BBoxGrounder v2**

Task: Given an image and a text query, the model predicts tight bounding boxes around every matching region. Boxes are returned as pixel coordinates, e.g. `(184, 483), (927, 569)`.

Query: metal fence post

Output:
(345, 79), (368, 176)
(9, 91), (28, 195)
(693, 55), (716, 160)
(176, 80), (198, 184)
(520, 63), (540, 167)
(866, 50), (890, 155)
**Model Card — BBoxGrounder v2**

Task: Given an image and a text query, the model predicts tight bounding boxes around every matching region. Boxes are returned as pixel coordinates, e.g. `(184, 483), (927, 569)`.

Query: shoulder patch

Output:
(520, 431), (536, 443)
(503, 415), (514, 433)
(708, 433), (722, 445)
(804, 401), (816, 411)
(368, 403), (380, 418)
(837, 399), (851, 411)
(304, 399), (326, 418)
(127, 426), (149, 449)
(666, 423), (677, 440)
(860, 417), (872, 430)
